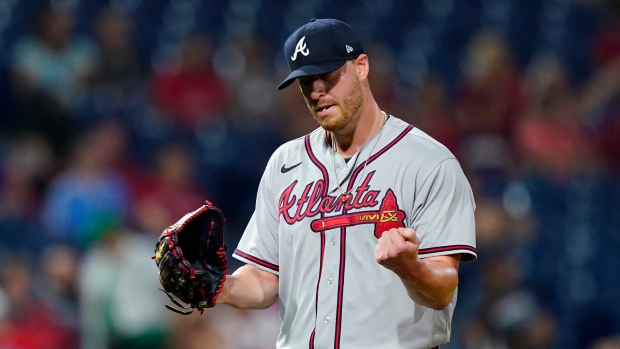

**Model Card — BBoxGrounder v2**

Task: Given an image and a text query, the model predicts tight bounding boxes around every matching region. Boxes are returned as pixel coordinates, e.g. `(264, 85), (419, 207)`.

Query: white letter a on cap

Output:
(291, 36), (310, 61)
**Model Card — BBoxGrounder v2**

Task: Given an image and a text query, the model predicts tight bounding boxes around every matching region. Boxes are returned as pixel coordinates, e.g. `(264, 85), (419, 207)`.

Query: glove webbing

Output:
(158, 288), (205, 315)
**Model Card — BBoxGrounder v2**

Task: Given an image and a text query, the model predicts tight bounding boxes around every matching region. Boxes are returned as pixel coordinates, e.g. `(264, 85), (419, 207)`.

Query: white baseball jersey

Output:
(233, 115), (477, 349)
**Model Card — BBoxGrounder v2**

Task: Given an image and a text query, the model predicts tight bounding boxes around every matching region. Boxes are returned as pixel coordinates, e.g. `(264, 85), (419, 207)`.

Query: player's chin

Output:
(317, 120), (342, 132)
(315, 114), (344, 132)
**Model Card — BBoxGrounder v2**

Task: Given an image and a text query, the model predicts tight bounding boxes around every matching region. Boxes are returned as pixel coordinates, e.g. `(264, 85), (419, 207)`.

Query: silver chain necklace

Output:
(331, 111), (388, 203)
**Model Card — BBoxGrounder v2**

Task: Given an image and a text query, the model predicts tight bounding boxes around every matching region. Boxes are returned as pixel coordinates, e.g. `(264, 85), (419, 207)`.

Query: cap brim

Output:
(277, 60), (347, 90)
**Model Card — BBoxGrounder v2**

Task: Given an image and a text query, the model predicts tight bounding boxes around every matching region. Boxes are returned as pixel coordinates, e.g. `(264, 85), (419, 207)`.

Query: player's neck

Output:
(331, 103), (386, 158)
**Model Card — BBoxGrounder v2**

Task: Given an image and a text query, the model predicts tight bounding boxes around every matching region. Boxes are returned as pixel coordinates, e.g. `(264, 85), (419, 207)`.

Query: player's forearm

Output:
(217, 264), (279, 309)
(395, 259), (459, 310)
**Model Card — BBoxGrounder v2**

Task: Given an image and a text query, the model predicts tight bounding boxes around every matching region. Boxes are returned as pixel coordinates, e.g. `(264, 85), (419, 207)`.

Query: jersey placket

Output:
(312, 225), (342, 347)
(313, 150), (360, 349)
(330, 151), (359, 196)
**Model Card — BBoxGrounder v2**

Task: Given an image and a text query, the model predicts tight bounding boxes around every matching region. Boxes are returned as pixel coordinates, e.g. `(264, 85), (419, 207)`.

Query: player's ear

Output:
(354, 54), (369, 81)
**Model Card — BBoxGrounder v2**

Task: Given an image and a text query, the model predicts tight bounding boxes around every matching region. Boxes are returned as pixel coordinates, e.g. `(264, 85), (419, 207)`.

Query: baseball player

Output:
(218, 19), (477, 349)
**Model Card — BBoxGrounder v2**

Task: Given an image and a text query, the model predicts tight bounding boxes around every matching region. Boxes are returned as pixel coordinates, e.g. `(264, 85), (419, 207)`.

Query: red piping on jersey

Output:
(419, 245), (477, 255)
(331, 123), (414, 348)
(305, 134), (329, 349)
(305, 135), (329, 187)
(309, 330), (316, 348)
(334, 226), (346, 349)
(309, 230), (325, 349)
(351, 124), (414, 181)
(233, 249), (279, 272)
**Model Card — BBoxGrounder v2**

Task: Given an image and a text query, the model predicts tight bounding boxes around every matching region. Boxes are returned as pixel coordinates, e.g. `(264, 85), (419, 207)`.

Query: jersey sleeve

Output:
(233, 158), (281, 275)
(411, 158), (477, 261)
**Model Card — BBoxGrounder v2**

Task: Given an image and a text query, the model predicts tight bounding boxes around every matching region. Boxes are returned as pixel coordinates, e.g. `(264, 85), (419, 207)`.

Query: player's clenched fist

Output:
(375, 228), (420, 272)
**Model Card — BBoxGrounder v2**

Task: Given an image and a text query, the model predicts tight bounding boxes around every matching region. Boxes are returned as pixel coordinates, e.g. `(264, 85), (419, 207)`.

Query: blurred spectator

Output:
(132, 141), (205, 234)
(85, 8), (149, 122)
(472, 250), (557, 349)
(0, 287), (9, 342)
(0, 254), (77, 348)
(591, 97), (620, 173)
(0, 134), (55, 255)
(513, 55), (595, 181)
(581, 2), (620, 174)
(35, 244), (81, 341)
(509, 311), (557, 349)
(150, 33), (230, 131)
(406, 73), (459, 154)
(216, 34), (279, 126)
(458, 319), (507, 349)
(10, 6), (96, 129)
(165, 299), (279, 349)
(364, 42), (400, 116)
(590, 1), (620, 69)
(198, 34), (285, 228)
(452, 190), (540, 349)
(164, 312), (224, 349)
(79, 225), (169, 349)
(472, 193), (536, 252)
(78, 118), (150, 203)
(42, 122), (132, 249)
(208, 305), (280, 349)
(455, 31), (526, 184)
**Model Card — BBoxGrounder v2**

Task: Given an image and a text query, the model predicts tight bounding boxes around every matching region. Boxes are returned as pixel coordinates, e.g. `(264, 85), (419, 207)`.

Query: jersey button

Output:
(327, 277), (333, 284)
(325, 317), (331, 324)
(335, 162), (340, 169)
(331, 238), (336, 246)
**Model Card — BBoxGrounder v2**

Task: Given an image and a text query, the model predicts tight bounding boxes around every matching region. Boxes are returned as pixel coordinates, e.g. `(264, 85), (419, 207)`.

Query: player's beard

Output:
(309, 77), (363, 133)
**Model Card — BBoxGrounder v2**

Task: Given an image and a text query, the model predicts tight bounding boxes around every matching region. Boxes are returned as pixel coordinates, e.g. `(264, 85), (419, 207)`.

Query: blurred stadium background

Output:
(1, 0), (620, 348)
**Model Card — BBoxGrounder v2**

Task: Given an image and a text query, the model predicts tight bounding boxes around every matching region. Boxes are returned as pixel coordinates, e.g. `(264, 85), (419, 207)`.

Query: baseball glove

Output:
(154, 201), (227, 315)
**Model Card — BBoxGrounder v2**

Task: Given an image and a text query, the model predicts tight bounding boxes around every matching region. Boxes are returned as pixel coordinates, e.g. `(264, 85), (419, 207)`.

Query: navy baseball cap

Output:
(278, 18), (364, 90)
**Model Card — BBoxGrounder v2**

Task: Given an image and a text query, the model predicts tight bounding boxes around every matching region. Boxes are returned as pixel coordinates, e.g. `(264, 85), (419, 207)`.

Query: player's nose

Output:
(309, 78), (326, 100)
(298, 75), (327, 100)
